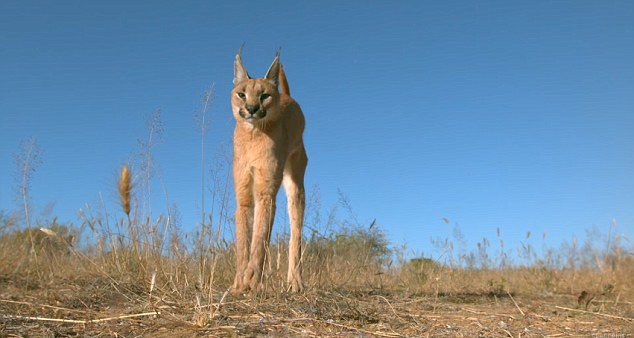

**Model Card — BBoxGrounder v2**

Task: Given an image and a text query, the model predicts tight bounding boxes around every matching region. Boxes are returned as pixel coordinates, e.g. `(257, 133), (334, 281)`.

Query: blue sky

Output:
(1, 1), (633, 259)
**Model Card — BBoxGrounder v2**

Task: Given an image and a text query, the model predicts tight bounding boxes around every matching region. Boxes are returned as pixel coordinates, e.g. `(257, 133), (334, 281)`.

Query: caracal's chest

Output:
(234, 123), (288, 173)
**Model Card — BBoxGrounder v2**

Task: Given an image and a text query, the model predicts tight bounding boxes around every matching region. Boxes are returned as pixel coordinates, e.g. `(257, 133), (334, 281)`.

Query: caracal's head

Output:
(231, 47), (282, 126)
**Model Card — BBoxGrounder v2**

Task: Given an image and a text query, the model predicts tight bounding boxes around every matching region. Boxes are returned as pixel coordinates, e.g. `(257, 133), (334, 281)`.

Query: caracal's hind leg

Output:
(284, 147), (307, 292)
(232, 166), (253, 294)
(243, 169), (282, 292)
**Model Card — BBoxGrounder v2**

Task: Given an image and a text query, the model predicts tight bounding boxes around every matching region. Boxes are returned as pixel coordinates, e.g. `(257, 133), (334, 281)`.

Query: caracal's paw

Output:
(242, 264), (263, 292)
(230, 283), (249, 295)
(287, 275), (303, 293)
(231, 272), (249, 295)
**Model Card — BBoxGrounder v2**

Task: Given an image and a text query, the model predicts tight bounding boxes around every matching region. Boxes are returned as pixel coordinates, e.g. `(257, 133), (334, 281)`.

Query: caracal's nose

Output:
(246, 104), (260, 114)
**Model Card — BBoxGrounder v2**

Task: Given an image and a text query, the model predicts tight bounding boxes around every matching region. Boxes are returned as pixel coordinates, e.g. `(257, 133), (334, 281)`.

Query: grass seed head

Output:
(118, 164), (132, 216)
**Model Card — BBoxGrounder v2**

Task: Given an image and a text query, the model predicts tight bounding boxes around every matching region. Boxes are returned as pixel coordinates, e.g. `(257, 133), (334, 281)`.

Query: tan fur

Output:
(230, 48), (307, 293)
(279, 64), (290, 96)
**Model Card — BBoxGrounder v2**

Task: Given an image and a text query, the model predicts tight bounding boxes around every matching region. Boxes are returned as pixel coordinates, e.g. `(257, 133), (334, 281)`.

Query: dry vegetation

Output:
(1, 188), (633, 337)
(1, 121), (633, 337)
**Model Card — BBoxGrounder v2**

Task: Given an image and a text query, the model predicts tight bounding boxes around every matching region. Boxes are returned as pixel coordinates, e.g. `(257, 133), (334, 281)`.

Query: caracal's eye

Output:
(260, 93), (270, 101)
(237, 92), (246, 100)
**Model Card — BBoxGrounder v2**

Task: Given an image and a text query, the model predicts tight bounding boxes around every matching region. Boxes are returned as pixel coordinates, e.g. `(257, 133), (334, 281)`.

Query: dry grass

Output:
(0, 272), (632, 337)
(1, 199), (632, 337)
(1, 132), (632, 336)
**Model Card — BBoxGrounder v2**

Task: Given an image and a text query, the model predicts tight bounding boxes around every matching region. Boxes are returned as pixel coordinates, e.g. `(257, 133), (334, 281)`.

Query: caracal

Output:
(230, 47), (307, 293)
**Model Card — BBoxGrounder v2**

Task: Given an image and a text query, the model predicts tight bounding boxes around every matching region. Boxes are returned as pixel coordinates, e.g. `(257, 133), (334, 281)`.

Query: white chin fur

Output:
(241, 119), (256, 130)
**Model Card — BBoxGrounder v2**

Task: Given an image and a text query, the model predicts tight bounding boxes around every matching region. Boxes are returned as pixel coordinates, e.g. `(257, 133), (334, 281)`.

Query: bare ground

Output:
(1, 276), (632, 337)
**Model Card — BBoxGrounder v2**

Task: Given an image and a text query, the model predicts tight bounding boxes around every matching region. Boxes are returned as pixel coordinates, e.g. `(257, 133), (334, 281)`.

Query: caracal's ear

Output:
(234, 44), (250, 85)
(264, 48), (281, 87)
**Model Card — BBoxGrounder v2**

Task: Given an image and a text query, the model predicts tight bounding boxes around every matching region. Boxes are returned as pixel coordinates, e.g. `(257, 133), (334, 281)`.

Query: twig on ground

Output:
(0, 299), (93, 314)
(463, 307), (516, 320)
(554, 305), (633, 321)
(2, 311), (160, 324)
(89, 311), (161, 323)
(211, 288), (229, 318)
(374, 295), (402, 319)
(283, 317), (402, 337)
(2, 315), (86, 324)
(506, 290), (525, 316)
(502, 328), (514, 338)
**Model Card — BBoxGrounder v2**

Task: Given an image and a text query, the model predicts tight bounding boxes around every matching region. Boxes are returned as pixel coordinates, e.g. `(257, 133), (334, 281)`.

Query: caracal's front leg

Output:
(243, 168), (282, 291)
(284, 148), (308, 292)
(232, 164), (253, 294)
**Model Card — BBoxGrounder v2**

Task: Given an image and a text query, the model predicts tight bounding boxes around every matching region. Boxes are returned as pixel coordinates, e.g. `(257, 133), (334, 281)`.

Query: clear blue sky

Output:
(1, 1), (633, 259)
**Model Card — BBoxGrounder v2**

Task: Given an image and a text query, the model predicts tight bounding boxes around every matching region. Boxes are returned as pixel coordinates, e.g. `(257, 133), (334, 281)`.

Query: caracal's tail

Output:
(279, 64), (290, 96)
